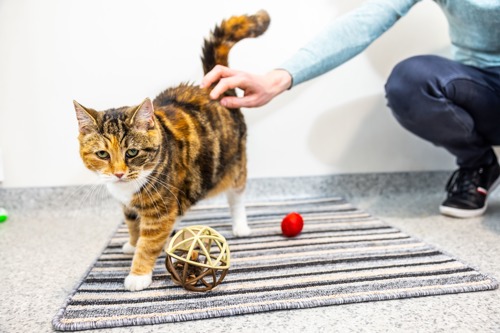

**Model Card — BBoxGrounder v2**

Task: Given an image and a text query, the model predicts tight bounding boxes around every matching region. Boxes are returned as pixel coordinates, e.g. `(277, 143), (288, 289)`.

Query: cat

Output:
(73, 10), (270, 291)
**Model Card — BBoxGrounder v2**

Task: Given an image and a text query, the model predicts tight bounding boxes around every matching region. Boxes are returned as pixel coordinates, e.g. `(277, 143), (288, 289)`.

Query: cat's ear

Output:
(130, 98), (155, 131)
(74, 100), (98, 134)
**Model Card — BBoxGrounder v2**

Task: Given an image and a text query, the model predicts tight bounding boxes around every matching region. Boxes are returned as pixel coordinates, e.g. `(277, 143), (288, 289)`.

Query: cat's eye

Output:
(96, 150), (110, 159)
(126, 149), (139, 158)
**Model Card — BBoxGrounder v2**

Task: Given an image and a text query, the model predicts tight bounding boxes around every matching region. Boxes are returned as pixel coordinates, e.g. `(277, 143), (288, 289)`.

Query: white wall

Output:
(0, 0), (461, 188)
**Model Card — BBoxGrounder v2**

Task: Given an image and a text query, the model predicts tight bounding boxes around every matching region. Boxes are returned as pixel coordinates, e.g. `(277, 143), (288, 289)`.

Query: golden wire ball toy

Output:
(165, 225), (230, 292)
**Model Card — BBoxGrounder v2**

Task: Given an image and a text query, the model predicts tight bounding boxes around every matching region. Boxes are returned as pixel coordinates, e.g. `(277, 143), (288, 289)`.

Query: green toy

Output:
(0, 208), (7, 222)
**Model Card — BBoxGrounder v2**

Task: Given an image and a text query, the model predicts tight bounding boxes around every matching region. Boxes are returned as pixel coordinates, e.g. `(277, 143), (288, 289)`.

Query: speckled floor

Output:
(1, 171), (499, 333)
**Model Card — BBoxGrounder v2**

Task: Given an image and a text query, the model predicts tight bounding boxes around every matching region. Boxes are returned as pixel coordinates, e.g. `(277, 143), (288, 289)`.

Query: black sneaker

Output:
(439, 162), (500, 218)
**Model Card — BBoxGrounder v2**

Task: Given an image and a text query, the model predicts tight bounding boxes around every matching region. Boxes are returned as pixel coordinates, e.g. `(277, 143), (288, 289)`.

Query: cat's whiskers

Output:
(96, 182), (110, 206)
(59, 183), (95, 219)
(72, 183), (103, 219)
(159, 180), (186, 197)
(146, 179), (171, 218)
(132, 179), (148, 220)
(89, 183), (109, 214)
(146, 174), (183, 214)
(134, 178), (162, 220)
(146, 174), (185, 197)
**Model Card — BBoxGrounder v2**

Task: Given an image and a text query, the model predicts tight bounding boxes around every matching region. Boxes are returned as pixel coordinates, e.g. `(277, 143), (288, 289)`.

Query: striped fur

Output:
(74, 10), (270, 291)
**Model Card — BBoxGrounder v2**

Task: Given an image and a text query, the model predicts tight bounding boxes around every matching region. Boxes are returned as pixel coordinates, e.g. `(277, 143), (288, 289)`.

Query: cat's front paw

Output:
(122, 241), (136, 254)
(124, 273), (153, 291)
(232, 224), (251, 237)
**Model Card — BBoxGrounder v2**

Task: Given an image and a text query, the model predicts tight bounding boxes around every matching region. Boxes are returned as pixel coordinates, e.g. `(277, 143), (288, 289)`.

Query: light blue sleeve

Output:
(280, 0), (422, 87)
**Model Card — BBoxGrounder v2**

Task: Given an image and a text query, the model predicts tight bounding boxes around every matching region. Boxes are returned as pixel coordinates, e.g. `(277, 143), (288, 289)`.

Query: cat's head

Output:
(74, 98), (162, 184)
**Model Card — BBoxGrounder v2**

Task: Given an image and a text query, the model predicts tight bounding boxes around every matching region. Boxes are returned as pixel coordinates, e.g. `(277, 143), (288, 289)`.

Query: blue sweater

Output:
(281, 0), (500, 87)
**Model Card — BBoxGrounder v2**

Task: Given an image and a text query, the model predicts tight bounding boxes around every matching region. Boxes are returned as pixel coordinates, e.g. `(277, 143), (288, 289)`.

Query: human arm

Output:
(201, 0), (421, 107)
(284, 0), (421, 86)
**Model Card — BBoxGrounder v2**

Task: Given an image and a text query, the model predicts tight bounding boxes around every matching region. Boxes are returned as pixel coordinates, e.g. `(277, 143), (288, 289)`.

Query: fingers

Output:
(200, 65), (237, 91)
(220, 95), (258, 109)
(202, 65), (256, 101)
(209, 75), (248, 100)
(200, 65), (271, 108)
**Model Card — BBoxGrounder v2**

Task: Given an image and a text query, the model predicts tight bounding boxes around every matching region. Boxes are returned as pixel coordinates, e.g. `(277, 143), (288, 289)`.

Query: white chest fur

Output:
(105, 171), (151, 206)
(106, 181), (139, 205)
(106, 182), (139, 205)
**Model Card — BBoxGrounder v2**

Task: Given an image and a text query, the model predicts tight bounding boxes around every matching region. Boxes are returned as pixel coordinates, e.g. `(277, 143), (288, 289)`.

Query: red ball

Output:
(281, 212), (304, 237)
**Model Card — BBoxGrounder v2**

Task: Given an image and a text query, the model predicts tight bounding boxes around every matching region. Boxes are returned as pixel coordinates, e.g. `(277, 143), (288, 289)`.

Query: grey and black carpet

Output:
(53, 197), (498, 331)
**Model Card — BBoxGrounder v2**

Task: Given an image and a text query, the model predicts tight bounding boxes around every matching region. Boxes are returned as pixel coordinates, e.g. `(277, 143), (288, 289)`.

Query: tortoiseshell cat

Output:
(74, 10), (270, 291)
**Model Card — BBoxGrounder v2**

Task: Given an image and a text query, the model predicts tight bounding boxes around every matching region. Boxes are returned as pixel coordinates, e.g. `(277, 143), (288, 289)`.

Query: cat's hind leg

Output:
(227, 188), (251, 237)
(227, 149), (250, 237)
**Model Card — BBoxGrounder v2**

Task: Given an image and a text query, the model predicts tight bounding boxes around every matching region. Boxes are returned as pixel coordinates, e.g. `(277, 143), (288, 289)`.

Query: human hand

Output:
(200, 65), (292, 108)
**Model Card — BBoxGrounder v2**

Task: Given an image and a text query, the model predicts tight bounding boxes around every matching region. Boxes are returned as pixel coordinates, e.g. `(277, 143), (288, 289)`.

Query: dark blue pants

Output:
(385, 55), (500, 168)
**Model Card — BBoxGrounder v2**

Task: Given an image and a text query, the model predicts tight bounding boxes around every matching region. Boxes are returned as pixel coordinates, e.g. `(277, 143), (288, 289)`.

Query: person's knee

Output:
(385, 56), (434, 121)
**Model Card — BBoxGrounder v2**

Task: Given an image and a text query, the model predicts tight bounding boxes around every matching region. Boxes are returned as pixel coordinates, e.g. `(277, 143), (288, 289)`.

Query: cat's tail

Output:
(201, 9), (270, 77)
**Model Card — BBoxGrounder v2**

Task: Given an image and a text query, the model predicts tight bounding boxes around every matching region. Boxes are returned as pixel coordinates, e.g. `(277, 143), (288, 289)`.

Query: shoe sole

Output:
(439, 174), (500, 218)
(439, 205), (487, 218)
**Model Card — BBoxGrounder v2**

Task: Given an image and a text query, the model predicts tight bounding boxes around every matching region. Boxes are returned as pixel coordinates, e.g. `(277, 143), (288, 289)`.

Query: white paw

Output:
(232, 224), (251, 237)
(124, 273), (153, 291)
(122, 242), (136, 254)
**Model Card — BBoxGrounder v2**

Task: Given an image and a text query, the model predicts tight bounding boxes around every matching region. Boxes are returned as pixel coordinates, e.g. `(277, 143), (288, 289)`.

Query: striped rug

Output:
(53, 197), (498, 331)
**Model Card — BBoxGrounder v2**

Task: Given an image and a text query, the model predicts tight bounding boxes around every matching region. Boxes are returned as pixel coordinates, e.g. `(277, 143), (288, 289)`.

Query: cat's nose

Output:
(114, 172), (125, 179)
